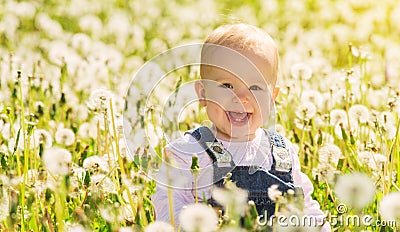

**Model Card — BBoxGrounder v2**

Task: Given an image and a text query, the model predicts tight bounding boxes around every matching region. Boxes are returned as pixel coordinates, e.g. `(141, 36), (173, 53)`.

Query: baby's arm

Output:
(151, 150), (195, 227)
(288, 141), (332, 231)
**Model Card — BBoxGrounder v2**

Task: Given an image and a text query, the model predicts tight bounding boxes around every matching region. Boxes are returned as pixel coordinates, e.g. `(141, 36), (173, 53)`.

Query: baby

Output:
(152, 23), (330, 231)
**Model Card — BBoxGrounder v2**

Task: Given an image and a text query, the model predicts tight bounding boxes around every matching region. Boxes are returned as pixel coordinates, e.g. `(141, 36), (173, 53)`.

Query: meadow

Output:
(0, 0), (399, 231)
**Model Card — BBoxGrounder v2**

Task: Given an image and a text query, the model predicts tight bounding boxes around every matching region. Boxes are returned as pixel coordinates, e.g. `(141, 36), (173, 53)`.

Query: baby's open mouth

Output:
(226, 111), (251, 125)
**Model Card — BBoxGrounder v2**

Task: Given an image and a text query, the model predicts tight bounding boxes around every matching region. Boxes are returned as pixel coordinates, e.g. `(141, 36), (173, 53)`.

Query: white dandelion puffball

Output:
(33, 129), (53, 148)
(145, 221), (174, 232)
(348, 104), (369, 123)
(379, 192), (400, 222)
(301, 90), (323, 108)
(42, 147), (72, 176)
(179, 203), (218, 232)
(212, 186), (248, 214)
(291, 62), (313, 80)
(87, 88), (113, 111)
(55, 128), (76, 146)
(295, 102), (316, 120)
(90, 174), (117, 194)
(329, 109), (347, 126)
(82, 155), (109, 173)
(335, 173), (375, 210)
(268, 184), (282, 202)
(318, 144), (342, 166)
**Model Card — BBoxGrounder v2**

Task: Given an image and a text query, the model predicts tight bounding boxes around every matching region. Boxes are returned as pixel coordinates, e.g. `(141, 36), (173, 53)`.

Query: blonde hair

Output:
(200, 23), (279, 85)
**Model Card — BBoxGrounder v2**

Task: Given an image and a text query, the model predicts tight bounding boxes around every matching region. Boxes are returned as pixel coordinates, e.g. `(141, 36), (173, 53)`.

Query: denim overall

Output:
(187, 126), (303, 220)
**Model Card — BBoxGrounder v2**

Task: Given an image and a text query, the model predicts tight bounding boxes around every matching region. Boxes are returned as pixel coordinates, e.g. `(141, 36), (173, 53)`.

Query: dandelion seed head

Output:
(349, 104), (370, 123)
(295, 102), (316, 120)
(87, 88), (113, 112)
(212, 185), (248, 214)
(90, 174), (116, 194)
(268, 184), (282, 202)
(329, 109), (347, 126)
(179, 203), (218, 232)
(318, 144), (342, 166)
(55, 128), (75, 146)
(42, 147), (72, 176)
(77, 122), (97, 139)
(335, 173), (375, 209)
(34, 129), (53, 148)
(78, 14), (103, 35)
(312, 163), (337, 183)
(71, 33), (92, 55)
(145, 221), (174, 232)
(83, 155), (109, 173)
(290, 62), (312, 80)
(379, 192), (400, 222)
(35, 13), (63, 39)
(301, 90), (323, 108)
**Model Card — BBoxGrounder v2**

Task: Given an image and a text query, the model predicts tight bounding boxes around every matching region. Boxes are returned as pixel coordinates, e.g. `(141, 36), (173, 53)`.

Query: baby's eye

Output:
(219, 83), (233, 89)
(249, 85), (262, 91)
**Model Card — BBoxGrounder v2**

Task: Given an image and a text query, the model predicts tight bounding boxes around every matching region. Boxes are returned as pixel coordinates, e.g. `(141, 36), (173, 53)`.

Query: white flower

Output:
(379, 192), (400, 222)
(358, 151), (387, 170)
(212, 185), (248, 215)
(145, 221), (174, 232)
(0, 175), (10, 221)
(312, 163), (337, 183)
(55, 128), (76, 146)
(78, 14), (103, 35)
(179, 203), (218, 232)
(318, 144), (342, 166)
(291, 62), (312, 80)
(77, 122), (97, 139)
(90, 174), (116, 194)
(35, 13), (63, 39)
(87, 88), (114, 112)
(71, 33), (92, 55)
(335, 173), (375, 210)
(83, 155), (109, 173)
(33, 129), (53, 148)
(301, 90), (323, 108)
(268, 184), (282, 202)
(348, 104), (369, 123)
(329, 109), (347, 126)
(42, 147), (72, 176)
(295, 102), (316, 120)
(6, 1), (36, 18)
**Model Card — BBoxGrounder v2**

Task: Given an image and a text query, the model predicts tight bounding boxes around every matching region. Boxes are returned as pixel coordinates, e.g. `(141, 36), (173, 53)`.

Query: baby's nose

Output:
(232, 89), (250, 104)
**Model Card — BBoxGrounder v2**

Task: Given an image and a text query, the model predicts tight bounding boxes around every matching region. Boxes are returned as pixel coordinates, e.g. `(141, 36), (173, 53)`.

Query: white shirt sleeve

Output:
(151, 150), (195, 228)
(288, 140), (332, 231)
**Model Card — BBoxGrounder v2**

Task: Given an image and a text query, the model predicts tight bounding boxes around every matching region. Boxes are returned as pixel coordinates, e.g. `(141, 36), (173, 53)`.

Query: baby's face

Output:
(197, 49), (278, 141)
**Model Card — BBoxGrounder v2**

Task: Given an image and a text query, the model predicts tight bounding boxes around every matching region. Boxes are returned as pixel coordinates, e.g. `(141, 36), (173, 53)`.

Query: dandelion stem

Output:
(109, 99), (125, 177)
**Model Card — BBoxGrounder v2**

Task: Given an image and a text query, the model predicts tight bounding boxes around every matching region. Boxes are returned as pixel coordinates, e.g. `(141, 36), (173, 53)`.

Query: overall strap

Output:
(185, 126), (235, 167)
(265, 130), (292, 172)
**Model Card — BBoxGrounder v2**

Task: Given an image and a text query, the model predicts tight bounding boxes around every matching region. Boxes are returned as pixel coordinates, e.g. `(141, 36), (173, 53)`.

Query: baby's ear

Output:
(272, 85), (280, 101)
(195, 80), (207, 106)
